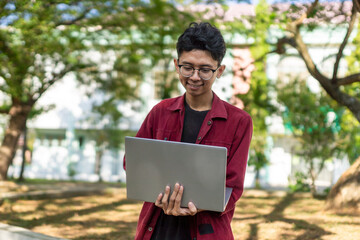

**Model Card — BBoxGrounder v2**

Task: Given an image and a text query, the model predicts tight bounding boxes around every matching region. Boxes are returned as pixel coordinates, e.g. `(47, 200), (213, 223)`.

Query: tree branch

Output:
(336, 73), (360, 86)
(293, 31), (360, 122)
(293, 0), (320, 27)
(0, 1), (10, 15)
(292, 28), (332, 87)
(0, 32), (17, 65)
(34, 65), (74, 101)
(55, 9), (90, 26)
(354, 0), (360, 13)
(332, 5), (358, 83)
(270, 1), (360, 122)
(283, 1), (340, 94)
(0, 108), (10, 114)
(250, 37), (296, 64)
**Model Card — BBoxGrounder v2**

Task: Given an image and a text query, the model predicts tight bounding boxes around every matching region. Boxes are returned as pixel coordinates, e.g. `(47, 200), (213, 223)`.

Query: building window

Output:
(78, 136), (84, 149)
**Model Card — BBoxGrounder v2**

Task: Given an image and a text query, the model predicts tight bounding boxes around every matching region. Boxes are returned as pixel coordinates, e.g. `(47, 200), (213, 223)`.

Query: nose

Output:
(190, 69), (201, 81)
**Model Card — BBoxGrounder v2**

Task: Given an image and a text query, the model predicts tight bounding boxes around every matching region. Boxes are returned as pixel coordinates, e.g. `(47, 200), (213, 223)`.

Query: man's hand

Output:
(155, 183), (198, 216)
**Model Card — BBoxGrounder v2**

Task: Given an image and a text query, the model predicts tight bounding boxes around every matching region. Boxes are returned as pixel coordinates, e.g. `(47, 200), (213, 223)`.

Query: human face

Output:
(174, 50), (225, 99)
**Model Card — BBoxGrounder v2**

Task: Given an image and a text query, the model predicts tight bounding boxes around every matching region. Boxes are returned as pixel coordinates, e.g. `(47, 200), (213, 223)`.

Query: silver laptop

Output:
(125, 136), (231, 212)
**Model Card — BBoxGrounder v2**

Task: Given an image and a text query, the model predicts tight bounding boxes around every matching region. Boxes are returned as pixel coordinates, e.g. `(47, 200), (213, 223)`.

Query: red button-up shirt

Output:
(124, 92), (253, 240)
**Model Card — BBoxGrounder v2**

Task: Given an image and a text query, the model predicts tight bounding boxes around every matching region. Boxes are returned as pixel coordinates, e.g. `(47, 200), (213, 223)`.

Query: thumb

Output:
(188, 202), (197, 215)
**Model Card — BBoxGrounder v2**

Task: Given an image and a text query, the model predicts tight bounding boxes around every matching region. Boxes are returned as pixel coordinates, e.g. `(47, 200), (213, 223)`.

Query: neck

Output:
(185, 92), (213, 111)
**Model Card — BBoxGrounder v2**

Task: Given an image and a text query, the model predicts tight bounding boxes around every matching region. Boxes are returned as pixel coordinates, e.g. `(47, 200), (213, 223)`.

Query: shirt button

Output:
(207, 120), (212, 125)
(197, 136), (202, 141)
(148, 227), (153, 231)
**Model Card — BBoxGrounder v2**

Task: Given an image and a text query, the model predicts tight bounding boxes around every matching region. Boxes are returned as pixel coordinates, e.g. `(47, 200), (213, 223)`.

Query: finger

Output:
(155, 193), (163, 207)
(178, 208), (191, 216)
(188, 202), (198, 216)
(167, 183), (179, 214)
(174, 201), (198, 217)
(161, 185), (170, 210)
(174, 185), (184, 210)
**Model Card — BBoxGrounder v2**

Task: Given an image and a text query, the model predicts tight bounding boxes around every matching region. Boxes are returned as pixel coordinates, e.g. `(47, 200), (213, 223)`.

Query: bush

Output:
(288, 171), (311, 193)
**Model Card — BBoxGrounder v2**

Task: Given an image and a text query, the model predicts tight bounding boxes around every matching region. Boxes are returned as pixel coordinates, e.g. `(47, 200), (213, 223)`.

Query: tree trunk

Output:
(18, 126), (28, 182)
(325, 156), (360, 211)
(255, 169), (261, 189)
(0, 101), (33, 181)
(308, 159), (317, 196)
(309, 170), (317, 196)
(95, 149), (103, 182)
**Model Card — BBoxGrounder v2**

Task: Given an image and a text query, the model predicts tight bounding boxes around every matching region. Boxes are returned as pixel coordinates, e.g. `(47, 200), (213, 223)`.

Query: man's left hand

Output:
(154, 183), (198, 216)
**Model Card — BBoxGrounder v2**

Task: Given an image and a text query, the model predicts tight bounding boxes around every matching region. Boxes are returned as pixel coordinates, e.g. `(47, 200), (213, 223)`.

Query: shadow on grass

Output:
(1, 196), (141, 240)
(4, 198), (138, 226)
(237, 193), (333, 240)
(246, 223), (258, 240)
(73, 220), (137, 240)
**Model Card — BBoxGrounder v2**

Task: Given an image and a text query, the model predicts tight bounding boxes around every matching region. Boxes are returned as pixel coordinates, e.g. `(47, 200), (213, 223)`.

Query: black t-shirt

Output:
(150, 100), (209, 240)
(180, 101), (209, 143)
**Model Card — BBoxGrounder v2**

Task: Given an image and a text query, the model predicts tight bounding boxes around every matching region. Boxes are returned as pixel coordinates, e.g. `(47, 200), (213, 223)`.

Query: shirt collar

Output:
(168, 92), (228, 120)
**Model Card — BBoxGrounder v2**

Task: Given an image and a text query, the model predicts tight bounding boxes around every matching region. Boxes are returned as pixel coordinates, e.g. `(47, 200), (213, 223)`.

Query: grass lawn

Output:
(1, 185), (359, 240)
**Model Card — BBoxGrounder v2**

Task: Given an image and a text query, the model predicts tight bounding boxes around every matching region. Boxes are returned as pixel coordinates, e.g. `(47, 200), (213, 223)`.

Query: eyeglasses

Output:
(178, 64), (220, 80)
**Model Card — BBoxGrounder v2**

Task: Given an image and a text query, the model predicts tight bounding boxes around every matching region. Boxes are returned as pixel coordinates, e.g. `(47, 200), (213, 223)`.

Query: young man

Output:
(126, 22), (253, 240)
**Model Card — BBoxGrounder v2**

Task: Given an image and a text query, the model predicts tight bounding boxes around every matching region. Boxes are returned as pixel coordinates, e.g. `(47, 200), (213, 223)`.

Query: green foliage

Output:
(337, 109), (360, 164)
(232, 0), (276, 173)
(1, 1), (92, 99)
(347, 22), (360, 75)
(341, 15), (360, 163)
(67, 162), (77, 178)
(0, 0), (195, 105)
(288, 171), (310, 193)
(276, 78), (355, 193)
(277, 79), (343, 159)
(28, 105), (56, 119)
(0, 1), (198, 151)
(342, 22), (360, 162)
(86, 128), (136, 151)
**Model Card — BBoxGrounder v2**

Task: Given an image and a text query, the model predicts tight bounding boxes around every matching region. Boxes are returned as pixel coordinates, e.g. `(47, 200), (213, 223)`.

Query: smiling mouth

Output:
(187, 82), (203, 88)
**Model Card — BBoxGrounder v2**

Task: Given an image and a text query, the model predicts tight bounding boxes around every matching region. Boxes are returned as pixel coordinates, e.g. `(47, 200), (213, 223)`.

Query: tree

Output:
(239, 0), (276, 188)
(271, 0), (360, 121)
(277, 79), (346, 195)
(0, 0), (195, 180)
(259, 0), (360, 208)
(16, 105), (54, 181)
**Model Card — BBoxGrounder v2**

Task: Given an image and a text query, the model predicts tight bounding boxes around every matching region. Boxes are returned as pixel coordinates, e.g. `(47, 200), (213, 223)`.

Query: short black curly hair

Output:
(176, 22), (226, 65)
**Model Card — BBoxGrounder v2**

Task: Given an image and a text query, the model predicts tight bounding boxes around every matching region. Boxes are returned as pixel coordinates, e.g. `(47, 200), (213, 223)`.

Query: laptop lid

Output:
(125, 136), (229, 212)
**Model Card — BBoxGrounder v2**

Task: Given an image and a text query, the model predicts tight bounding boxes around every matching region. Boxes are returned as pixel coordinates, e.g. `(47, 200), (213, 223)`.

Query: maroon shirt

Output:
(124, 92), (253, 240)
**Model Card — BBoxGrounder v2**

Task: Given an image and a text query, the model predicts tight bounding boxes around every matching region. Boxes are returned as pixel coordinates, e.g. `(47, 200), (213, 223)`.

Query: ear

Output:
(217, 65), (226, 78)
(174, 58), (180, 73)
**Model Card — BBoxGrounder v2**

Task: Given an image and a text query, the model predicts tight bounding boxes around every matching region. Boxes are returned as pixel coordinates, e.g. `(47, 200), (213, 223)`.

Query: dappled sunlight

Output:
(232, 217), (263, 239)
(76, 226), (113, 236)
(0, 186), (142, 239)
(10, 200), (40, 213)
(116, 203), (142, 213)
(231, 191), (360, 240)
(258, 221), (304, 240)
(1, 187), (359, 240)
(283, 196), (323, 215)
(32, 224), (87, 239)
(321, 224), (360, 240)
(235, 196), (280, 216)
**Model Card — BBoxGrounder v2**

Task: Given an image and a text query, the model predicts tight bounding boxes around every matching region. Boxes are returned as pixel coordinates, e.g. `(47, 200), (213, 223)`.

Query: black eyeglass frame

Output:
(177, 64), (220, 80)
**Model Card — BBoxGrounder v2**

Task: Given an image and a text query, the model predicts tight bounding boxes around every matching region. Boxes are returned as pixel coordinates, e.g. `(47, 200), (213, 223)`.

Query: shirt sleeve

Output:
(220, 113), (253, 215)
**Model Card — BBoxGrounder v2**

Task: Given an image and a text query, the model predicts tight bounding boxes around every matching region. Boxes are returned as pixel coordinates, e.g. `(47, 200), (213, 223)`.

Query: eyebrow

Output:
(180, 61), (215, 68)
